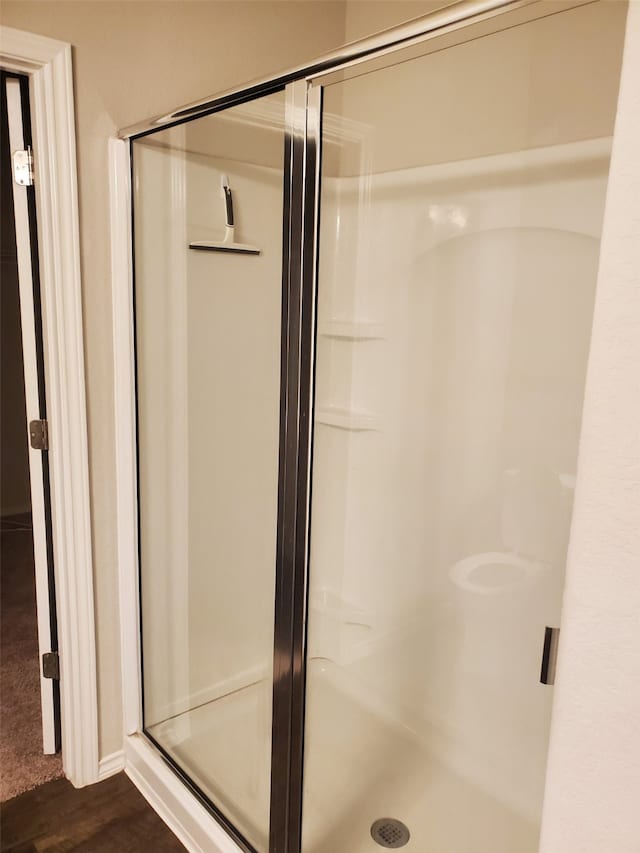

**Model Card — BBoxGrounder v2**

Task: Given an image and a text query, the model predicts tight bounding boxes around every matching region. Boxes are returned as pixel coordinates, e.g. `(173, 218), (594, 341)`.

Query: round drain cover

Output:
(370, 818), (410, 848)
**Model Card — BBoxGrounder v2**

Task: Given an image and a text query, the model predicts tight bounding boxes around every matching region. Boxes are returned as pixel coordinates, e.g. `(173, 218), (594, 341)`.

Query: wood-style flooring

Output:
(0, 772), (186, 851)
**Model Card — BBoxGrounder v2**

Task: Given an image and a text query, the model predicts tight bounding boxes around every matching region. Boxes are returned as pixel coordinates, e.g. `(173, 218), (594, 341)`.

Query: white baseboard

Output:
(98, 749), (125, 780)
(124, 734), (242, 853)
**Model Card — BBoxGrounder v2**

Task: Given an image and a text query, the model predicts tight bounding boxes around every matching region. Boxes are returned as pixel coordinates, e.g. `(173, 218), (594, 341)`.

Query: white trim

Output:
(109, 138), (143, 737)
(0, 26), (98, 786)
(125, 735), (242, 853)
(98, 749), (126, 781)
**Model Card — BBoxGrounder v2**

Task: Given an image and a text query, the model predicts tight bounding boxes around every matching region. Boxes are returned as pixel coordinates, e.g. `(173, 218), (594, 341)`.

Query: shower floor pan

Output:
(148, 659), (537, 852)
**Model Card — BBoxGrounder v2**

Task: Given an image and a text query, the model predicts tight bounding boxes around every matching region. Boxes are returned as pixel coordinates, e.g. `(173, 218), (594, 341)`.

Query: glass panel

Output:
(303, 4), (626, 852)
(133, 91), (286, 851)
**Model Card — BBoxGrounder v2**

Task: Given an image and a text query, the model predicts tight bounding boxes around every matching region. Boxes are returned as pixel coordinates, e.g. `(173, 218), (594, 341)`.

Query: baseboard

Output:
(124, 734), (242, 853)
(98, 749), (125, 780)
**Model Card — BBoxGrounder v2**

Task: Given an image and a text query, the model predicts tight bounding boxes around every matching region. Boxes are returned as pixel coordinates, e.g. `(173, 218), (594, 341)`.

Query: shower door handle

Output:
(540, 626), (560, 685)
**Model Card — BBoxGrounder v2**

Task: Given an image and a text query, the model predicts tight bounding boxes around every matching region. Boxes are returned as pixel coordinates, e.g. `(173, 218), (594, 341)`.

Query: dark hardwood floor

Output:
(0, 772), (186, 851)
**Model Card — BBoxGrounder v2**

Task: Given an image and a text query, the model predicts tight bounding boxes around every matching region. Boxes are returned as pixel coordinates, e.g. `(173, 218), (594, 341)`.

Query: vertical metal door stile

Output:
(269, 80), (322, 853)
(289, 84), (322, 853)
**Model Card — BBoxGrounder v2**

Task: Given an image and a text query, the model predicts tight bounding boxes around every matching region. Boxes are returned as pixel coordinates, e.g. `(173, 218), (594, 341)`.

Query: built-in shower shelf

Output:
(315, 407), (380, 431)
(318, 320), (385, 340)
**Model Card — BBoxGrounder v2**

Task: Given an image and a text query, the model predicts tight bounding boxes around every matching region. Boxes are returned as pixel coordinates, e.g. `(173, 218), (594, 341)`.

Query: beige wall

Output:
(335, 1), (627, 175)
(0, 0), (347, 759)
(345, 0), (451, 40)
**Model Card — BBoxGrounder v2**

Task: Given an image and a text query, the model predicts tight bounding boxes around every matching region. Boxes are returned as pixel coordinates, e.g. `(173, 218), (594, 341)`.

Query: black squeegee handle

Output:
(223, 183), (234, 227)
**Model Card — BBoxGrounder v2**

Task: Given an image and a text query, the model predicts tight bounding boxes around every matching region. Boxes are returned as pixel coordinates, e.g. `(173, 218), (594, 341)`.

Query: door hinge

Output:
(42, 651), (60, 680)
(29, 419), (48, 451)
(13, 147), (34, 187)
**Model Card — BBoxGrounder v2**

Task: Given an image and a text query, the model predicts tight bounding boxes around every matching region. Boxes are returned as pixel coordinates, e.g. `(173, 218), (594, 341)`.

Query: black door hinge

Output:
(29, 419), (49, 451)
(42, 651), (60, 680)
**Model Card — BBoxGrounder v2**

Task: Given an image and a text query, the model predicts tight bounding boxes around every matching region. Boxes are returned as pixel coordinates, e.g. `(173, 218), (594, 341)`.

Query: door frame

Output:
(0, 27), (99, 787)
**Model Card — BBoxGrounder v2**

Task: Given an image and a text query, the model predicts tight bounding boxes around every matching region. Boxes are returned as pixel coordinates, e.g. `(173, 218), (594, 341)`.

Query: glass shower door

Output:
(302, 3), (626, 852)
(132, 91), (286, 852)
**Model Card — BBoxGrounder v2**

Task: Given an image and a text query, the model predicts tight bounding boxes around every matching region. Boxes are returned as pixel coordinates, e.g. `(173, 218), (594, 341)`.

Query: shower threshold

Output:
(147, 659), (538, 852)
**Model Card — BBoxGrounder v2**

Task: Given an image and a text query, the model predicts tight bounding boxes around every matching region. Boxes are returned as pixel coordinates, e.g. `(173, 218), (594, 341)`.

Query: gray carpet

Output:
(0, 513), (63, 801)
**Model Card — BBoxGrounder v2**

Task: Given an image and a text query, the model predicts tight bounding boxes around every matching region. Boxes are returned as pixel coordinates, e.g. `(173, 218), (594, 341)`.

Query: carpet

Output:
(0, 513), (63, 801)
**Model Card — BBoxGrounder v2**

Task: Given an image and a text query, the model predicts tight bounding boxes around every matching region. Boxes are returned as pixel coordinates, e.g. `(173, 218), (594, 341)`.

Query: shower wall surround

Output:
(135, 127), (284, 722)
(306, 140), (610, 841)
(127, 2), (629, 852)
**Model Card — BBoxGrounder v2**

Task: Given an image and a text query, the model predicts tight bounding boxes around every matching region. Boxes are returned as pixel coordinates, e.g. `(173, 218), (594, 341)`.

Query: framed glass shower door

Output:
(301, 3), (626, 852)
(132, 90), (287, 852)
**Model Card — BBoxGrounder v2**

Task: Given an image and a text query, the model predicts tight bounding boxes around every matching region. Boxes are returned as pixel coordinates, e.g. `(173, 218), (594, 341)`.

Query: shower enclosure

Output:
(127, 1), (627, 851)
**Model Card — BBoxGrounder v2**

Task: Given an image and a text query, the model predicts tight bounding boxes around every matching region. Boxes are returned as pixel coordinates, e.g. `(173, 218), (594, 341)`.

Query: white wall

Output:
(344, 0), (451, 40)
(540, 2), (640, 850)
(186, 154), (283, 705)
(309, 144), (614, 838)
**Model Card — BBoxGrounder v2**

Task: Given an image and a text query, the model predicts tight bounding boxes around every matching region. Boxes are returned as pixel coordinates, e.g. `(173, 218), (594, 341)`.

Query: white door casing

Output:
(0, 27), (98, 786)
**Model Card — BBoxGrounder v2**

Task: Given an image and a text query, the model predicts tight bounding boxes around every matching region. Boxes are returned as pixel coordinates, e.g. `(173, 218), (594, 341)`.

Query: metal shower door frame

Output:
(269, 79), (322, 853)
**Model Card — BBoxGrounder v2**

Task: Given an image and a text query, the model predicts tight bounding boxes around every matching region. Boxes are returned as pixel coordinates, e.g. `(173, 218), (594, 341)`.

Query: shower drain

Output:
(370, 818), (411, 848)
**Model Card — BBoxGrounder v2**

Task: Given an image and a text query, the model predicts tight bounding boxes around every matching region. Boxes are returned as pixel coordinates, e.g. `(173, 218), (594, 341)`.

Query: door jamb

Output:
(0, 26), (99, 787)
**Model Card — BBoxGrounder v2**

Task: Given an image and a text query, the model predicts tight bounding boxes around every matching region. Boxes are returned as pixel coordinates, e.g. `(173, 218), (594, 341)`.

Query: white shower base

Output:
(148, 659), (537, 853)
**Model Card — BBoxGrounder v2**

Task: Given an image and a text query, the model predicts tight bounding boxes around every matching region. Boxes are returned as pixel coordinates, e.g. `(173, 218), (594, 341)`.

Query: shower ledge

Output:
(315, 406), (380, 431)
(318, 320), (385, 340)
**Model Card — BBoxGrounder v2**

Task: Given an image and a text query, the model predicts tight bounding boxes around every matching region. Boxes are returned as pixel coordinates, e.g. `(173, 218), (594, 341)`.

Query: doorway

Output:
(0, 69), (61, 801)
